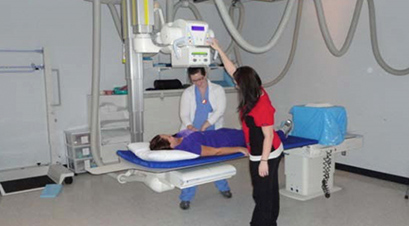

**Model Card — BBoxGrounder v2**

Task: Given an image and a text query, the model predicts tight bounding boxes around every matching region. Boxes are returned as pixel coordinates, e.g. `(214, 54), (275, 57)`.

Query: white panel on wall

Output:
(0, 52), (50, 170)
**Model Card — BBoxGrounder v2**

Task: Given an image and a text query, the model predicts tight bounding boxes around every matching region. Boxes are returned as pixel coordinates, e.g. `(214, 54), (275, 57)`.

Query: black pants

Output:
(249, 156), (282, 226)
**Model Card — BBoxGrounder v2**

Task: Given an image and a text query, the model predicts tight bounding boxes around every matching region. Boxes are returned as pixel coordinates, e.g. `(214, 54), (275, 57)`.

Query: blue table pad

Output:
(117, 135), (318, 169)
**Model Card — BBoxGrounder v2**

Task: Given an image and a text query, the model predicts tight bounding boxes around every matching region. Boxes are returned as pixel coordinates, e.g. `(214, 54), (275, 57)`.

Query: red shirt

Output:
(241, 88), (282, 155)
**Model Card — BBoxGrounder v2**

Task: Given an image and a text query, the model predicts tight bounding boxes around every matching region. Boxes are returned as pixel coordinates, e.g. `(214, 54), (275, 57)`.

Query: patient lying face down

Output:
(150, 128), (248, 157)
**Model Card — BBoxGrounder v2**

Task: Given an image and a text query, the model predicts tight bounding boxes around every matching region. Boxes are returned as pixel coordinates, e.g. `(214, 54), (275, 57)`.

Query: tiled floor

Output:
(0, 158), (408, 226)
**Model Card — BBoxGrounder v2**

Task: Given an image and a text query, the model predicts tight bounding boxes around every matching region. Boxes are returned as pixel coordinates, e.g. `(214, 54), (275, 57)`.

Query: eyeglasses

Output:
(191, 76), (206, 83)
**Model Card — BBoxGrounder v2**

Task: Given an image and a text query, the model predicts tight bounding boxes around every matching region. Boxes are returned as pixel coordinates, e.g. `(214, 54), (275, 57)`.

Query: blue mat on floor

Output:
(40, 184), (62, 198)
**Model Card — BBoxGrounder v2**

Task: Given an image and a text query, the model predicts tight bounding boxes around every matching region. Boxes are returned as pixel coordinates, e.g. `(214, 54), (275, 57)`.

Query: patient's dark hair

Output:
(150, 135), (172, 150)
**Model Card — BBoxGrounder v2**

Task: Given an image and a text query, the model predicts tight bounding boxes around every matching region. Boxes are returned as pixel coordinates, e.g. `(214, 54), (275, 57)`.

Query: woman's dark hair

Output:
(233, 66), (262, 121)
(149, 135), (171, 150)
(187, 67), (206, 78)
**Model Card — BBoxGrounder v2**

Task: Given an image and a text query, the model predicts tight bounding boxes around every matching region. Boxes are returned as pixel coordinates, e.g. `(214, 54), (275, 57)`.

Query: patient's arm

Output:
(201, 145), (248, 157)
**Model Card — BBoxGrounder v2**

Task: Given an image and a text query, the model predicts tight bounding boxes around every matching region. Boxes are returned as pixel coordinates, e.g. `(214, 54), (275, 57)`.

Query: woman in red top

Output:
(211, 39), (283, 226)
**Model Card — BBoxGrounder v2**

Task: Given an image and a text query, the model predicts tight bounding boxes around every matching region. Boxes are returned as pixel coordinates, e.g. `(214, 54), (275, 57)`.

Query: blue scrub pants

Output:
(179, 179), (230, 201)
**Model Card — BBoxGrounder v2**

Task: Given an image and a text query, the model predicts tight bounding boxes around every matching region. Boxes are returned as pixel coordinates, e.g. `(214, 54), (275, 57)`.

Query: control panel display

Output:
(191, 26), (205, 31)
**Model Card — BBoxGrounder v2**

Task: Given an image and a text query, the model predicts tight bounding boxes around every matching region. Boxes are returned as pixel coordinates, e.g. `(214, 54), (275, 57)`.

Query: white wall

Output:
(0, 0), (237, 166)
(0, 0), (124, 164)
(1, 0), (408, 178)
(236, 0), (409, 177)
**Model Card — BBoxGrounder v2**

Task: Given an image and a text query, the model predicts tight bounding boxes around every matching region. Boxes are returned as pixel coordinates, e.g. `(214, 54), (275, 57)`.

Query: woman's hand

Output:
(209, 38), (221, 52)
(259, 161), (269, 177)
(200, 121), (211, 131)
(187, 125), (198, 131)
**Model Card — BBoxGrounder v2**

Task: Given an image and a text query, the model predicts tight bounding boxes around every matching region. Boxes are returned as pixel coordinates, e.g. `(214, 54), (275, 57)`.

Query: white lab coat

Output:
(179, 80), (226, 130)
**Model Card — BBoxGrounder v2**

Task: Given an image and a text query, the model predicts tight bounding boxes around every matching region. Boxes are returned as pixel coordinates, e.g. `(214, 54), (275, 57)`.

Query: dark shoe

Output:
(179, 201), (190, 210)
(220, 190), (232, 198)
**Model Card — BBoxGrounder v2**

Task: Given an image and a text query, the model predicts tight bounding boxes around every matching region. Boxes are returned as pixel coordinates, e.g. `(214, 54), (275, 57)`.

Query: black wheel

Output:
(405, 195), (408, 199)
(64, 177), (73, 185)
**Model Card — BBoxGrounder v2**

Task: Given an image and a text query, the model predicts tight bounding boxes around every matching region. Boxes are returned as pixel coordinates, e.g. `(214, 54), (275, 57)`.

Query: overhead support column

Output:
(90, 0), (104, 166)
(124, 0), (144, 142)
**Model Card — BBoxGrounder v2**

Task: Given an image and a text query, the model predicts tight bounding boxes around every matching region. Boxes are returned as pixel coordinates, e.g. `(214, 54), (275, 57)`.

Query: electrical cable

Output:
(263, 0), (303, 87)
(321, 150), (333, 199)
(367, 0), (409, 76)
(225, 1), (244, 55)
(225, 1), (245, 66)
(173, 0), (203, 21)
(214, 0), (296, 54)
(313, 0), (363, 57)
(314, 0), (409, 75)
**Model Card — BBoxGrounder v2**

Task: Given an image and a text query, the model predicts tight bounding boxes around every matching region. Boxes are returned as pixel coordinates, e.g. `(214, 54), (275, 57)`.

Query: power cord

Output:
(322, 150), (333, 198)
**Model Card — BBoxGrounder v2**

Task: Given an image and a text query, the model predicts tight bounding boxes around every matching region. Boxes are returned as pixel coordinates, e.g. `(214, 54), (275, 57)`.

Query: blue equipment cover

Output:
(116, 135), (318, 169)
(290, 105), (347, 145)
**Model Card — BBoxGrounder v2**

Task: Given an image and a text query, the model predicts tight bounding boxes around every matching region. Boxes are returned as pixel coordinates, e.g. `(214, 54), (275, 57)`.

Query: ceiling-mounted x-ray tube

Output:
(214, 0), (296, 53)
(367, 0), (409, 76)
(313, 0), (363, 57)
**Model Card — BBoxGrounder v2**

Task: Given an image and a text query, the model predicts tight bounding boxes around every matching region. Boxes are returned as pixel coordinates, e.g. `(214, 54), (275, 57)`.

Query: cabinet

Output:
(88, 95), (131, 164)
(64, 128), (96, 174)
